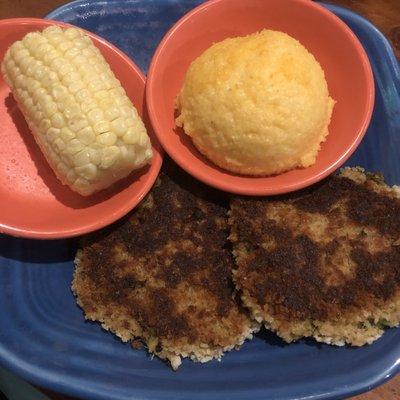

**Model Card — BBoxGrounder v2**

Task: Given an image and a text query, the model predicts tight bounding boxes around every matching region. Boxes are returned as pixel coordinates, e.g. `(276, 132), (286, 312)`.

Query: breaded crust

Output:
(73, 169), (257, 369)
(230, 167), (400, 346)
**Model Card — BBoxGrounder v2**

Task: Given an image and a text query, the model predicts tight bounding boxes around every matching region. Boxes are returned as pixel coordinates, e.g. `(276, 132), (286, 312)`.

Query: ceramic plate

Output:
(0, 18), (162, 239)
(0, 1), (399, 400)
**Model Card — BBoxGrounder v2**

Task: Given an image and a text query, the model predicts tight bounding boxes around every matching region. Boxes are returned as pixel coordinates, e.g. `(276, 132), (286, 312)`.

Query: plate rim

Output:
(0, 2), (398, 400)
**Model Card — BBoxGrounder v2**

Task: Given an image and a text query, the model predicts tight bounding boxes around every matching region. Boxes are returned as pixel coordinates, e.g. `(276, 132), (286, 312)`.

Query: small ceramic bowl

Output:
(146, 0), (374, 196)
(0, 18), (162, 239)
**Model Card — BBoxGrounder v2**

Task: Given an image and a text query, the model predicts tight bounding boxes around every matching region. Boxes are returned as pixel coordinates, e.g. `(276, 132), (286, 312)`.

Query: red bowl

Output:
(146, 0), (374, 195)
(0, 18), (163, 239)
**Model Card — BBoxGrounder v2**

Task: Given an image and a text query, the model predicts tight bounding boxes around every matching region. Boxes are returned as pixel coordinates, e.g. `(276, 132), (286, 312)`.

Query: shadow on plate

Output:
(0, 234), (77, 264)
(255, 326), (331, 350)
(255, 327), (290, 348)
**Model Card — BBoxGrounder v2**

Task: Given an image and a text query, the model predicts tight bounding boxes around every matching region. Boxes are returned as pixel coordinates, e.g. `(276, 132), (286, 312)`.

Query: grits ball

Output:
(176, 30), (335, 176)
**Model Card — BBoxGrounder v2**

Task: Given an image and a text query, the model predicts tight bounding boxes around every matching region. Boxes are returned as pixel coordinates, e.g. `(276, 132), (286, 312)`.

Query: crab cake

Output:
(230, 167), (400, 346)
(73, 171), (257, 370)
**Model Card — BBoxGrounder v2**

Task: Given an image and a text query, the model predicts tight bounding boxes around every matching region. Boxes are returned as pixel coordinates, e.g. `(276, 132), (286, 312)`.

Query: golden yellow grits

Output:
(176, 30), (335, 176)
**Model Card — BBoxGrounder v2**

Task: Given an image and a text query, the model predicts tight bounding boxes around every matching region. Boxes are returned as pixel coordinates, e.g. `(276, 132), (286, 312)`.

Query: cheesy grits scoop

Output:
(176, 30), (334, 176)
(2, 26), (152, 196)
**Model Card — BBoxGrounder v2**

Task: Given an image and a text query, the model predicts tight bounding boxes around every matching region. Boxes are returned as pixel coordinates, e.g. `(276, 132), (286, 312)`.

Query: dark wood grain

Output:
(0, 0), (399, 399)
(327, 0), (400, 59)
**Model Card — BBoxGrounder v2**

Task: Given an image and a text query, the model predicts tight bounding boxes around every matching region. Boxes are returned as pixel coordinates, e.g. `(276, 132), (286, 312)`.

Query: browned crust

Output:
(73, 169), (255, 367)
(230, 169), (400, 325)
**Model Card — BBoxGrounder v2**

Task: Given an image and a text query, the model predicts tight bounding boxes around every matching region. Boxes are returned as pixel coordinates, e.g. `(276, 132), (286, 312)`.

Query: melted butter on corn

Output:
(1, 26), (153, 196)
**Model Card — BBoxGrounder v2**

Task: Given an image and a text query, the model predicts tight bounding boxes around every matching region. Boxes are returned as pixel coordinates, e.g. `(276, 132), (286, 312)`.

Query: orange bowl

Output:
(0, 18), (162, 239)
(146, 0), (374, 195)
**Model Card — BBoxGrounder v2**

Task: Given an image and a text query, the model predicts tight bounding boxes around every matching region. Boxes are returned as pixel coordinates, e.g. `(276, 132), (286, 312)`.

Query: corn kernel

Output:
(66, 169), (77, 184)
(76, 126), (95, 145)
(60, 127), (75, 142)
(27, 80), (42, 94)
(100, 146), (120, 169)
(54, 138), (66, 152)
(88, 147), (101, 165)
(35, 43), (53, 58)
(88, 57), (98, 66)
(82, 48), (97, 58)
(21, 32), (37, 47)
(39, 118), (51, 132)
(51, 112), (65, 129)
(62, 71), (80, 86)
(86, 108), (102, 124)
(57, 162), (70, 180)
(9, 66), (21, 81)
(115, 96), (131, 107)
(51, 84), (68, 100)
(109, 87), (122, 98)
(120, 105), (133, 118)
(58, 63), (74, 78)
(50, 57), (65, 71)
(13, 49), (30, 63)
(94, 121), (111, 135)
(48, 151), (61, 166)
(43, 51), (59, 65)
(97, 131), (116, 146)
(71, 55), (87, 68)
(57, 95), (75, 111)
(111, 117), (127, 136)
(75, 164), (97, 180)
(57, 41), (74, 54)
(46, 127), (60, 143)
(80, 100), (97, 114)
(73, 177), (90, 194)
(64, 138), (84, 155)
(105, 106), (120, 121)
(139, 133), (150, 148)
(43, 101), (58, 117)
(68, 81), (85, 94)
(63, 103), (81, 120)
(72, 38), (88, 50)
(73, 149), (90, 167)
(79, 64), (95, 77)
(14, 75), (24, 89)
(41, 71), (59, 88)
(34, 110), (43, 123)
(18, 57), (32, 74)
(123, 128), (140, 145)
(100, 72), (115, 87)
(69, 115), (88, 132)
(23, 96), (34, 110)
(9, 41), (24, 57)
(75, 88), (91, 103)
(47, 34), (64, 46)
(93, 89), (108, 101)
(43, 26), (63, 37)
(64, 28), (81, 40)
(87, 79), (104, 92)
(32, 65), (46, 81)
(65, 47), (80, 59)
(98, 98), (113, 110)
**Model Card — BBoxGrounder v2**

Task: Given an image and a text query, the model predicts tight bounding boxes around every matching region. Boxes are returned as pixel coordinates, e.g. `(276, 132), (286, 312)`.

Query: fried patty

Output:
(73, 170), (257, 369)
(230, 167), (400, 346)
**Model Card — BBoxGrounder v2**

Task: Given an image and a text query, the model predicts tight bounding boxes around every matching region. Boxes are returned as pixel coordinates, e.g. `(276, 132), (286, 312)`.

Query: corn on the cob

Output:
(1, 26), (153, 196)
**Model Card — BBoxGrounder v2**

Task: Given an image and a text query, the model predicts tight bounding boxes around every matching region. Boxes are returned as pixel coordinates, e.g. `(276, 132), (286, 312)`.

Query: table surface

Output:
(0, 0), (399, 399)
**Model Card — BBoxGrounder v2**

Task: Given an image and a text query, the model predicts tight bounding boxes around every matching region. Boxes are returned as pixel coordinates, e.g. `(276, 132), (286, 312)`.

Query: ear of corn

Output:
(1, 26), (153, 196)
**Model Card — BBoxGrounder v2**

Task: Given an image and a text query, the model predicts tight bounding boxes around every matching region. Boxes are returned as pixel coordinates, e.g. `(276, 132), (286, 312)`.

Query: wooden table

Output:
(0, 0), (399, 399)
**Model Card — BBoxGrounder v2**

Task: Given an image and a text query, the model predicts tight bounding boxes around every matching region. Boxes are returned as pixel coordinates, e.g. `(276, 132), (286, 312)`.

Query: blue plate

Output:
(0, 1), (399, 400)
